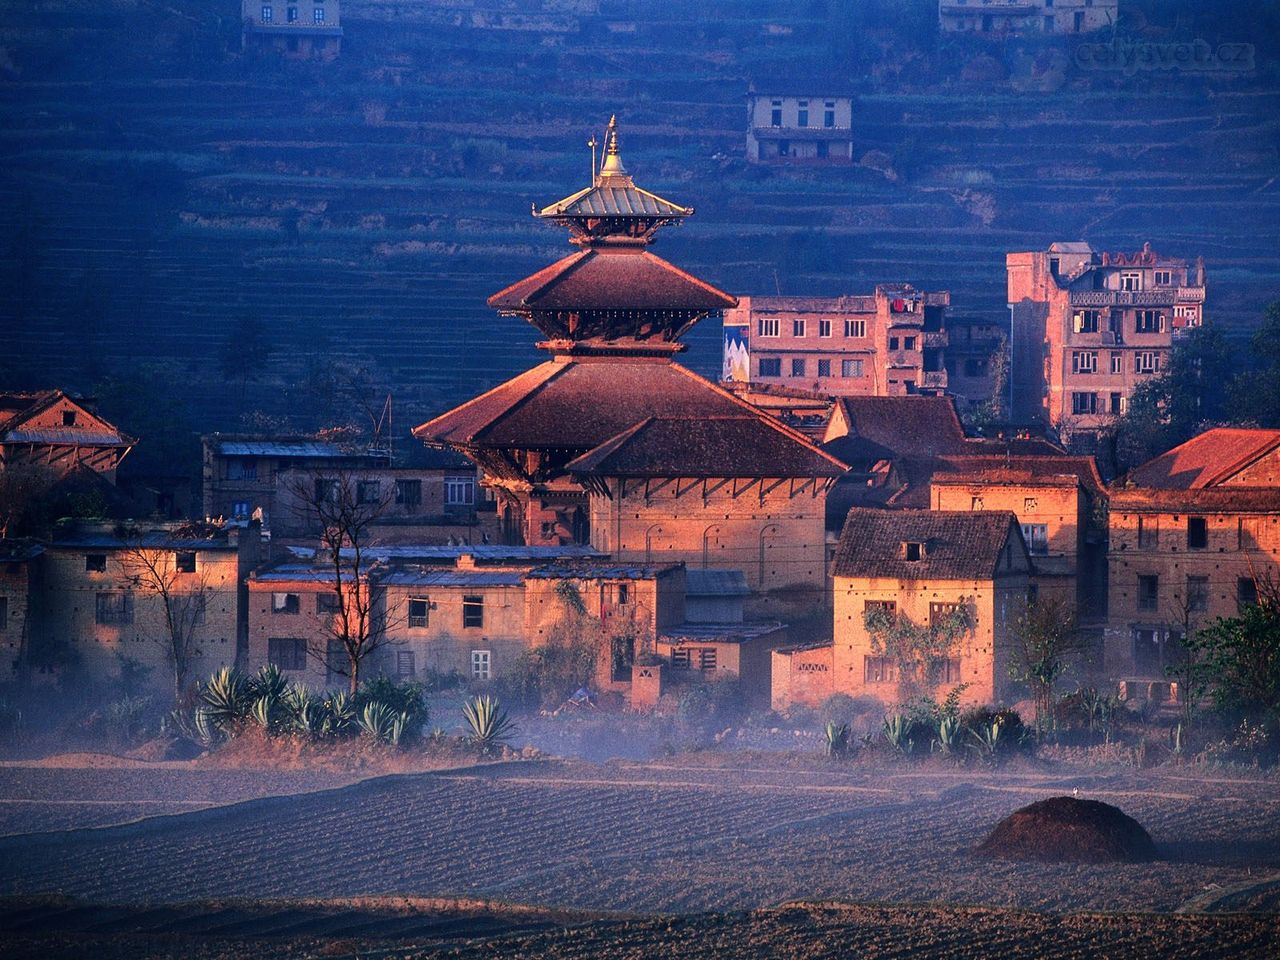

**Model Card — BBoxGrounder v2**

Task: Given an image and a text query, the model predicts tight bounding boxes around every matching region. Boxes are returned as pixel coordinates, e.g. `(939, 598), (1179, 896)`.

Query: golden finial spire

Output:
(598, 114), (628, 180)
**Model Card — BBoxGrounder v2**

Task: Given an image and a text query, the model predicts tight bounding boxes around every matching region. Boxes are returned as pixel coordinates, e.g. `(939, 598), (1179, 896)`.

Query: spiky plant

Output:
(462, 695), (517, 755)
(823, 721), (851, 758)
(282, 685), (322, 736)
(933, 715), (962, 757)
(357, 700), (399, 744)
(968, 717), (1005, 760)
(882, 714), (915, 755)
(321, 691), (358, 737)
(248, 663), (289, 703)
(198, 667), (251, 738)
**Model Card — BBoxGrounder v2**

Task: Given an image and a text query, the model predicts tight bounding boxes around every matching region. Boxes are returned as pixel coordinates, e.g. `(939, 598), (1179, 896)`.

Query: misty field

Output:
(0, 758), (1277, 916)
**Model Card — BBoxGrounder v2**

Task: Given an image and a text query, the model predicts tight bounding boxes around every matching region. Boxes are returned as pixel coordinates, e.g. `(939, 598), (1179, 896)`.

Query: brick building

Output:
(939, 0), (1117, 35)
(0, 391), (135, 483)
(241, 0), (341, 59)
(1105, 428), (1280, 701)
(1006, 241), (1207, 437)
(0, 542), (42, 682)
(415, 118), (846, 607)
(745, 87), (854, 164)
(722, 287), (951, 399)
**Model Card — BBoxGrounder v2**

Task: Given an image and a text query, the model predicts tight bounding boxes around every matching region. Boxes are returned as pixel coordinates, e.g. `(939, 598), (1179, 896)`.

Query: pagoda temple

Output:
(415, 118), (846, 598)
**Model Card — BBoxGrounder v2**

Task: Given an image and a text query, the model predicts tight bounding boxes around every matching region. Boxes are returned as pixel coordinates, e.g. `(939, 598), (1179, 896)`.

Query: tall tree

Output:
(1007, 596), (1089, 732)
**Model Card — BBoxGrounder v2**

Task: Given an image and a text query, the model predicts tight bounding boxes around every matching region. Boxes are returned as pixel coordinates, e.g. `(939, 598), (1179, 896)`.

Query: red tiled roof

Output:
(1109, 487), (1280, 512)
(566, 415), (846, 478)
(833, 508), (1025, 581)
(487, 247), (736, 314)
(823, 396), (968, 464)
(1122, 428), (1280, 490)
(414, 358), (846, 478)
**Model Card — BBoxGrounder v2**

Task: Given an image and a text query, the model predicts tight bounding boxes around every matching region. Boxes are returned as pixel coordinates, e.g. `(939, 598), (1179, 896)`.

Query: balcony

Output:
(923, 330), (948, 350)
(1070, 290), (1175, 308)
(921, 370), (948, 389)
(1177, 285), (1206, 303)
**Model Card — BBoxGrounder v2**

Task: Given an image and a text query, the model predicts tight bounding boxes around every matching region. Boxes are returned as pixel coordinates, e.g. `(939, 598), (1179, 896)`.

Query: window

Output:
(770, 99), (782, 127)
(1137, 515), (1158, 549)
(268, 638), (307, 671)
(841, 359), (864, 378)
(888, 337), (900, 351)
(1187, 517), (1208, 550)
(261, 4), (273, 21)
(818, 319), (832, 338)
(903, 541), (924, 561)
(1071, 392), (1098, 415)
(930, 657), (962, 685)
(671, 648), (691, 669)
(929, 602), (962, 625)
(395, 479), (422, 507)
(698, 648), (718, 671)
(1074, 310), (1101, 333)
(62, 409), (77, 426)
(1023, 497), (1038, 511)
(824, 101), (836, 127)
(797, 101), (809, 127)
(357, 480), (381, 505)
(1110, 392), (1123, 414)
(1132, 627), (1184, 675)
(1021, 523), (1049, 555)
(315, 478), (339, 503)
(0, 597), (7, 630)
(313, 6), (324, 21)
(817, 359), (831, 377)
(971, 496), (985, 510)
(1186, 575), (1209, 613)
(758, 318), (780, 337)
(287, 6), (298, 21)
(759, 358), (781, 377)
(1135, 310), (1163, 333)
(1137, 575), (1159, 612)
(1155, 270), (1172, 285)
(1238, 577), (1259, 611)
(316, 592), (341, 614)
(1110, 352), (1123, 374)
(85, 554), (107, 573)
(462, 595), (484, 628)
(865, 599), (897, 619)
(396, 650), (416, 678)
(227, 457), (257, 481)
(1135, 352), (1159, 374)
(864, 656), (898, 684)
(1238, 517), (1261, 549)
(844, 319), (866, 338)
(408, 597), (430, 628)
(792, 319), (806, 337)
(1121, 272), (1141, 292)
(95, 592), (133, 625)
(272, 592), (300, 615)
(1072, 351), (1097, 374)
(445, 476), (475, 506)
(175, 551), (196, 573)
(790, 358), (806, 377)
(471, 649), (491, 680)
(902, 336), (917, 351)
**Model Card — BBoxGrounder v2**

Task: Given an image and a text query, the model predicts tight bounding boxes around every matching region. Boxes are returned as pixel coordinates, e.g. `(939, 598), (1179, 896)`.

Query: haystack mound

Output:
(974, 796), (1157, 863)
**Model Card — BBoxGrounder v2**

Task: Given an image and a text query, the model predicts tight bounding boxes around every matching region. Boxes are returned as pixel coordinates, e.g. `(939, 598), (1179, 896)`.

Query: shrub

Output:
(358, 675), (427, 735)
(104, 695), (153, 743)
(823, 721), (851, 758)
(463, 695), (517, 755)
(818, 693), (859, 727)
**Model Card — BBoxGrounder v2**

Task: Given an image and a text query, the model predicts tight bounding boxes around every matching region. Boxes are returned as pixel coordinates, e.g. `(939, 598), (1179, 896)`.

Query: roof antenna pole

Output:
(588, 133), (598, 186)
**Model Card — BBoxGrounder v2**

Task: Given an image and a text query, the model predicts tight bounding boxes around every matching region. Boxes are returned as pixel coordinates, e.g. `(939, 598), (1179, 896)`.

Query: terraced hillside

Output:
(1, 0), (1278, 435)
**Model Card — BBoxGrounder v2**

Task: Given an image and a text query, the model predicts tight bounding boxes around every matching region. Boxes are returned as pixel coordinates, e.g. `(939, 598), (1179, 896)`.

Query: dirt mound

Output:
(974, 796), (1157, 863)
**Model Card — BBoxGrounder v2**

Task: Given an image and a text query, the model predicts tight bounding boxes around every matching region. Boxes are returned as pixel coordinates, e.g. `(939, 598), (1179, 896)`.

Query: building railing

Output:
(1070, 290), (1177, 307)
(1176, 286), (1206, 303)
(921, 371), (948, 388)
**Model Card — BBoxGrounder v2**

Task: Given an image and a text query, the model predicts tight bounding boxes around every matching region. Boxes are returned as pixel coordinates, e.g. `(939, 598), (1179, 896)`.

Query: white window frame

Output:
(471, 649), (491, 681)
(757, 317), (780, 338)
(792, 319), (806, 337)
(445, 476), (475, 506)
(841, 358), (864, 378)
(818, 318), (832, 338)
(843, 319), (866, 338)
(408, 596), (430, 629)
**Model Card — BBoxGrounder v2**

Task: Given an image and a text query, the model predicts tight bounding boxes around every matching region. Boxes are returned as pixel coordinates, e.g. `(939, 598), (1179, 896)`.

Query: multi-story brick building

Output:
(35, 520), (260, 693)
(241, 0), (341, 59)
(745, 88), (854, 164)
(722, 287), (951, 399)
(773, 509), (1032, 711)
(939, 0), (1117, 35)
(1007, 241), (1207, 437)
(1105, 428), (1280, 701)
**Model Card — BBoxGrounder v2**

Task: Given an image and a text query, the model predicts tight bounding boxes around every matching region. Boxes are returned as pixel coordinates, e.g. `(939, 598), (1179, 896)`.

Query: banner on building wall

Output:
(723, 326), (750, 382)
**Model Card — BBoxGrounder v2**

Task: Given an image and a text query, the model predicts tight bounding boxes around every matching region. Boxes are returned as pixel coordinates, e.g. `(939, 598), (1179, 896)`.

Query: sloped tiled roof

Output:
(1122, 428), (1280, 490)
(823, 396), (968, 464)
(488, 248), (735, 314)
(685, 568), (750, 598)
(833, 508), (1024, 581)
(415, 359), (845, 475)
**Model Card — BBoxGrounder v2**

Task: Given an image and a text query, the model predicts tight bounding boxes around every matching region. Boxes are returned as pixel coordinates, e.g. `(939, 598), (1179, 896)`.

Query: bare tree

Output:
(118, 525), (218, 704)
(1007, 596), (1088, 732)
(286, 469), (398, 694)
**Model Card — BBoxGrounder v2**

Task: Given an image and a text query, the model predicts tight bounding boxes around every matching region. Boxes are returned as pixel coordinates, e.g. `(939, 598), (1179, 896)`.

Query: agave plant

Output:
(248, 663), (290, 704)
(198, 667), (252, 738)
(969, 717), (1005, 760)
(823, 721), (851, 759)
(356, 700), (412, 745)
(463, 695), (517, 755)
(933, 714), (962, 757)
(282, 685), (323, 736)
(882, 714), (915, 756)
(321, 691), (358, 738)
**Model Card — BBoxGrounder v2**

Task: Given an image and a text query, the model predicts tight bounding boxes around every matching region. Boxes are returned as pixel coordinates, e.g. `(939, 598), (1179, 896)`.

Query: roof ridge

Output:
(412, 362), (566, 445)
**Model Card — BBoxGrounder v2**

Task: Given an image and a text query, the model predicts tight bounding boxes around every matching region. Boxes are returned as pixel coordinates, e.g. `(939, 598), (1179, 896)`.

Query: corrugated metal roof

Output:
(380, 570), (526, 588)
(661, 622), (785, 644)
(216, 440), (371, 459)
(283, 544), (604, 563)
(524, 562), (679, 580)
(684, 568), (750, 597)
(539, 184), (693, 219)
(50, 533), (236, 551)
(4, 429), (130, 446)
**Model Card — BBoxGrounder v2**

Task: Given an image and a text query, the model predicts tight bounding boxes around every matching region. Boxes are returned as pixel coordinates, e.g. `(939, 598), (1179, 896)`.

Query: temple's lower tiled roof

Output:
(833, 508), (1023, 581)
(487, 247), (735, 314)
(414, 359), (845, 478)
